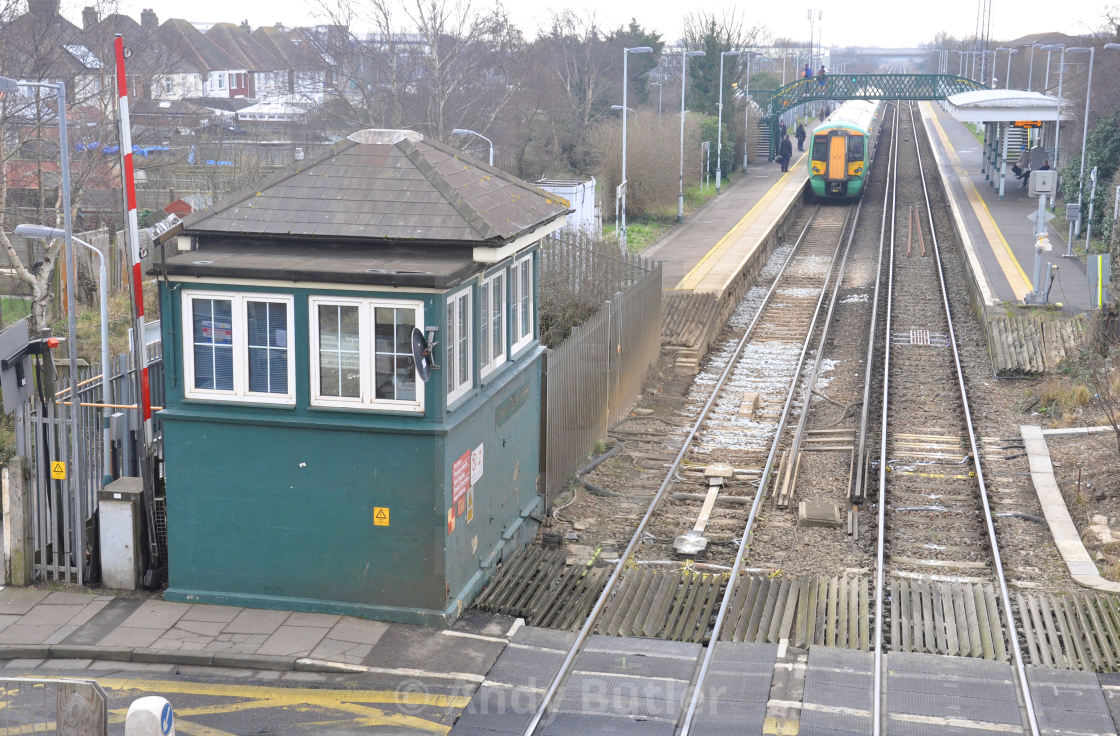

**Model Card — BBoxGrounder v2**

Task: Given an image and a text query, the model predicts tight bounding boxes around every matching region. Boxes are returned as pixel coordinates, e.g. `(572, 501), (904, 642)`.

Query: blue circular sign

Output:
(161, 703), (174, 735)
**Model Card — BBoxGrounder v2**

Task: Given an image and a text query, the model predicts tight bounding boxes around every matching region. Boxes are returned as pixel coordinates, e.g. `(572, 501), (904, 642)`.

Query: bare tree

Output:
(0, 0), (123, 328)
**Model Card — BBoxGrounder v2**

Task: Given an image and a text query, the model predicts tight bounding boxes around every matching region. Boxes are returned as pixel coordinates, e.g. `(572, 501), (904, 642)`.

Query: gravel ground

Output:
(545, 101), (1112, 598)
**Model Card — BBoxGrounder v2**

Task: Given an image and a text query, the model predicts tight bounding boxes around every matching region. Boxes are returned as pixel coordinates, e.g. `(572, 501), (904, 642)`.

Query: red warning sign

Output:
(452, 450), (470, 504)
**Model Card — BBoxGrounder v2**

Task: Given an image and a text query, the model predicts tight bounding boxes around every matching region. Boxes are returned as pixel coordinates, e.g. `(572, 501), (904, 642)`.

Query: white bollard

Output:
(125, 696), (175, 736)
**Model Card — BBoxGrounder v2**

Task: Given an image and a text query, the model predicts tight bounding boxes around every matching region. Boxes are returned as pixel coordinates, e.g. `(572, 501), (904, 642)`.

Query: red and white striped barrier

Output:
(113, 35), (153, 441)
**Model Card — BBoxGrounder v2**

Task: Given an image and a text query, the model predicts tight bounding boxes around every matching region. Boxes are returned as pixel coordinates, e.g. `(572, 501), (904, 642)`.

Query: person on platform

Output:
(795, 122), (807, 151)
(778, 120), (787, 140)
(779, 134), (793, 172)
(1012, 144), (1025, 179)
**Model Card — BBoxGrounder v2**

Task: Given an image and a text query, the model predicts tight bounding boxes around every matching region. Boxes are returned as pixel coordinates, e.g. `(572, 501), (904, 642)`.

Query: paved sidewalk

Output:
(0, 585), (509, 677)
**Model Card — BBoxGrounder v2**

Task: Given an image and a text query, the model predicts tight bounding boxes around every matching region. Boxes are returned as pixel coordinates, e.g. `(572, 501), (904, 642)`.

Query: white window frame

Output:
(445, 287), (473, 405)
(510, 253), (535, 354)
(181, 290), (295, 405)
(308, 296), (425, 413)
(479, 269), (507, 379)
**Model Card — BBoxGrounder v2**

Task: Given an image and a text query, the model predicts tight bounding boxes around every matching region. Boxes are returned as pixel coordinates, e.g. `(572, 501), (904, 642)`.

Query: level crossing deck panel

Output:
(687, 642), (777, 734)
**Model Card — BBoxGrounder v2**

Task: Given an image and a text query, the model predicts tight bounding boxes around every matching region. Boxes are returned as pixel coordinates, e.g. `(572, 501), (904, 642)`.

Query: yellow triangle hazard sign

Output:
(51, 461), (66, 480)
(373, 507), (390, 527)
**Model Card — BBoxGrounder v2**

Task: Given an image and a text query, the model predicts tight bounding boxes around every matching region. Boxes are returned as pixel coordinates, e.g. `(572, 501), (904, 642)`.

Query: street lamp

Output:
(995, 47), (1018, 88)
(0, 75), (84, 505)
(451, 128), (493, 167)
(679, 49), (706, 222)
(619, 45), (653, 252)
(16, 225), (111, 484)
(1040, 44), (1066, 216)
(1028, 43), (1045, 91)
(1067, 46), (1095, 243)
(717, 50), (742, 193)
(650, 81), (662, 118)
(743, 51), (755, 171)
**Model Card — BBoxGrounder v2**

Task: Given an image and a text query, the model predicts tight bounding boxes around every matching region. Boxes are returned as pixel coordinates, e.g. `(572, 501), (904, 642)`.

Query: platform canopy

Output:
(943, 89), (1067, 123)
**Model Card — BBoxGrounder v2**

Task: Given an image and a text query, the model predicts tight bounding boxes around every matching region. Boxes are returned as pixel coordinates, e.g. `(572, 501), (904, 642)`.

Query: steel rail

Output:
(871, 101), (902, 736)
(520, 207), (824, 736)
(907, 100), (1041, 736)
(678, 202), (863, 734)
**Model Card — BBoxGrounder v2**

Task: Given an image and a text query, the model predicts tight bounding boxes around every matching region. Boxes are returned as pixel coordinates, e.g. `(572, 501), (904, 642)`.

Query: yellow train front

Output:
(808, 100), (882, 199)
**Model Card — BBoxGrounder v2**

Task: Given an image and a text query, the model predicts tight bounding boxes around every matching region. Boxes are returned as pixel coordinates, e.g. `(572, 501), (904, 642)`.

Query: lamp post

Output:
(678, 49), (706, 222)
(1066, 46), (1095, 242)
(0, 75), (84, 510)
(995, 47), (1017, 88)
(1040, 44), (1066, 213)
(743, 51), (755, 171)
(618, 46), (653, 252)
(16, 225), (111, 484)
(450, 128), (493, 166)
(650, 81), (662, 118)
(717, 50), (742, 193)
(1028, 43), (1043, 91)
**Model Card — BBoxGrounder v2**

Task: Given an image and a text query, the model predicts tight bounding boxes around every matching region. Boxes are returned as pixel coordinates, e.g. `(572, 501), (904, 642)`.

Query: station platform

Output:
(645, 151), (810, 292)
(919, 101), (1098, 313)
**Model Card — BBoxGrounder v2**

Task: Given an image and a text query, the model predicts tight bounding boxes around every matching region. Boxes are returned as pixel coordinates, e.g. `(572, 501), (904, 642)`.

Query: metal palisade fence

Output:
(14, 353), (164, 585)
(539, 231), (662, 511)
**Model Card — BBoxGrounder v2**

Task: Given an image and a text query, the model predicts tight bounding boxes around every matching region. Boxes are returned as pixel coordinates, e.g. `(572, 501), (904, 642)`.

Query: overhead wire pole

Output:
(113, 34), (160, 568)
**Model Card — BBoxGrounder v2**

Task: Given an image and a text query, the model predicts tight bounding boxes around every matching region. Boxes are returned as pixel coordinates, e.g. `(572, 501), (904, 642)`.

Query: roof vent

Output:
(347, 129), (424, 145)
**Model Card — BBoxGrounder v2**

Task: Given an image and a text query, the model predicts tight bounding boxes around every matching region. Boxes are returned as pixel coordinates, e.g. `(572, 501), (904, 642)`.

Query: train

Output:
(808, 99), (883, 199)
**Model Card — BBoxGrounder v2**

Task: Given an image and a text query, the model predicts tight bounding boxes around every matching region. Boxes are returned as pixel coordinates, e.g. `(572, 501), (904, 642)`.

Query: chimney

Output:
(240, 19), (250, 33)
(141, 8), (158, 33)
(82, 5), (97, 30)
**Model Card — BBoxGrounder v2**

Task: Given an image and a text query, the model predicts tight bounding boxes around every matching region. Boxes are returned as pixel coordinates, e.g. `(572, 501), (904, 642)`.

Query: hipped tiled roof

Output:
(184, 129), (570, 245)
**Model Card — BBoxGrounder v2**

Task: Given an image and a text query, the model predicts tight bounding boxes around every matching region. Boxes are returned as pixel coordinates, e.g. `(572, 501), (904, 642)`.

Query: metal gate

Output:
(13, 354), (164, 585)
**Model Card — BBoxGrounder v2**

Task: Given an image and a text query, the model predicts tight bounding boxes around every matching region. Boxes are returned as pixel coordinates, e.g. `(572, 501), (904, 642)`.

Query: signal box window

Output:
(183, 291), (294, 404)
(510, 253), (534, 353)
(310, 297), (424, 412)
(445, 288), (473, 405)
(480, 269), (507, 378)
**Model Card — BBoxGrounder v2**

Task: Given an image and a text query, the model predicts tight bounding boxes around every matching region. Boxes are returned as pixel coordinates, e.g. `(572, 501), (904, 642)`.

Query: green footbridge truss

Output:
(755, 74), (988, 160)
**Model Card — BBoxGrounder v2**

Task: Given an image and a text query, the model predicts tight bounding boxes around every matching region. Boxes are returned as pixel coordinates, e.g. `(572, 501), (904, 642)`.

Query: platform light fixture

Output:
(451, 128), (493, 167)
(618, 45), (653, 253)
(716, 50), (743, 193)
(1066, 46), (1095, 244)
(1039, 44), (1066, 215)
(995, 47), (1018, 88)
(678, 50), (706, 222)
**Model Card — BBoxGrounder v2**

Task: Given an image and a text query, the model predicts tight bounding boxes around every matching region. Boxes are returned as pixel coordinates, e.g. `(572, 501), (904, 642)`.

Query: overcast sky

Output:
(72, 0), (1110, 48)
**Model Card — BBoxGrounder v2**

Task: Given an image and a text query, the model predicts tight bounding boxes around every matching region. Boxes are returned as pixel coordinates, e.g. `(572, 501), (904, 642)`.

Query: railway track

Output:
(869, 101), (1039, 734)
(507, 107), (902, 734)
(461, 101), (1120, 736)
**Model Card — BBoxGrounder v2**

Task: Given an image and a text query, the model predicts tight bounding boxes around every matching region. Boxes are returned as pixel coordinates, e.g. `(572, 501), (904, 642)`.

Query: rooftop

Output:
(183, 128), (570, 246)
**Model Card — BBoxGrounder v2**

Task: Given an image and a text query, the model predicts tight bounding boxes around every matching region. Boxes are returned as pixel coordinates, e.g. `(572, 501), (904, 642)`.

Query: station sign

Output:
(1012, 120), (1042, 129)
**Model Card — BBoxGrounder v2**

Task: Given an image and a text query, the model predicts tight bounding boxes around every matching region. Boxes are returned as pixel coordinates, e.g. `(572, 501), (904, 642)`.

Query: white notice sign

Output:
(470, 443), (484, 485)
